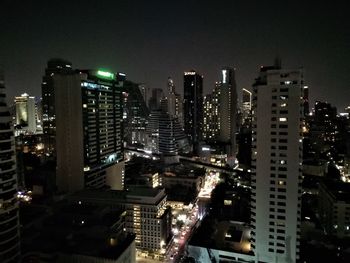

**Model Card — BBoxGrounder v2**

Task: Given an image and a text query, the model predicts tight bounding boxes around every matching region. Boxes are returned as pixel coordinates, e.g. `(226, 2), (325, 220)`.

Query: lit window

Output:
(279, 117), (287, 122)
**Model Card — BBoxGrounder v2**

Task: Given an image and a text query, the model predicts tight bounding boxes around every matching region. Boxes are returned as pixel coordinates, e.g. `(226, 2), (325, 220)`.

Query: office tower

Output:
(166, 77), (183, 126)
(14, 93), (36, 135)
(41, 58), (73, 156)
(146, 110), (189, 162)
(183, 70), (203, 154)
(0, 71), (20, 262)
(139, 83), (149, 107)
(242, 88), (252, 123)
(54, 70), (124, 193)
(251, 62), (302, 263)
(122, 80), (149, 146)
(203, 83), (220, 141)
(148, 88), (163, 111)
(218, 67), (237, 156)
(237, 120), (252, 168)
(308, 101), (338, 156)
(35, 97), (43, 133)
(302, 86), (309, 116)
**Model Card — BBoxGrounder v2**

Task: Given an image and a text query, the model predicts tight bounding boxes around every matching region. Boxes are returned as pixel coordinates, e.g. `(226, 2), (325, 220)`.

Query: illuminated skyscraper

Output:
(41, 58), (73, 156)
(0, 71), (20, 262)
(302, 86), (309, 116)
(14, 93), (36, 135)
(183, 70), (203, 154)
(54, 70), (124, 193)
(146, 110), (189, 162)
(251, 62), (302, 263)
(122, 80), (149, 146)
(165, 77), (183, 127)
(242, 88), (252, 123)
(218, 67), (237, 156)
(203, 83), (220, 141)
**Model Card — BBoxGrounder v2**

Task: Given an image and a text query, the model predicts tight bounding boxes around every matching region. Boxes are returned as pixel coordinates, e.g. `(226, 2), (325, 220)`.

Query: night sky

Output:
(1, 0), (349, 110)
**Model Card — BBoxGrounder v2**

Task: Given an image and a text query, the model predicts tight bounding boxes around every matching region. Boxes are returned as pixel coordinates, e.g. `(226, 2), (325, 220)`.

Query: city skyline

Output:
(1, 0), (350, 110)
(2, 1), (350, 263)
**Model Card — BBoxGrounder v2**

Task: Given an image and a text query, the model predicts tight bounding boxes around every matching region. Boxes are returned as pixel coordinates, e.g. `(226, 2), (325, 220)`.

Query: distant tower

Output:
(242, 88), (252, 123)
(251, 62), (302, 263)
(302, 86), (309, 116)
(168, 77), (175, 94)
(203, 83), (220, 141)
(183, 70), (203, 154)
(14, 93), (36, 135)
(218, 67), (237, 156)
(166, 77), (183, 127)
(148, 88), (163, 111)
(41, 58), (73, 156)
(0, 71), (21, 262)
(122, 81), (149, 146)
(146, 110), (189, 163)
(138, 83), (149, 107)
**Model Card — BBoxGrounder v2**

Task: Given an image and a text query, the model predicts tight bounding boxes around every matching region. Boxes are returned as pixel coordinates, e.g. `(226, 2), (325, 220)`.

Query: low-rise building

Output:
(319, 179), (350, 237)
(187, 219), (254, 263)
(303, 160), (328, 177)
(69, 187), (172, 254)
(21, 203), (135, 263)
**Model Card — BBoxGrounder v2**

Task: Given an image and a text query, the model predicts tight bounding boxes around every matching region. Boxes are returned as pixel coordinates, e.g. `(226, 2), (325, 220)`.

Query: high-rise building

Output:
(42, 58), (73, 156)
(217, 67), (237, 156)
(139, 83), (149, 108)
(0, 71), (21, 262)
(183, 70), (203, 154)
(122, 80), (149, 146)
(251, 62), (302, 263)
(242, 88), (252, 123)
(302, 85), (309, 116)
(308, 101), (338, 156)
(35, 97), (43, 133)
(146, 110), (189, 162)
(165, 77), (183, 126)
(54, 70), (124, 193)
(203, 83), (220, 141)
(148, 88), (163, 111)
(14, 93), (36, 135)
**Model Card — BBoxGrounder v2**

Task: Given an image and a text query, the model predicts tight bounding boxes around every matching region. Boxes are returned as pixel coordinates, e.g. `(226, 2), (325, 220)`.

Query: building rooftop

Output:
(21, 202), (134, 261)
(189, 218), (252, 255)
(69, 186), (166, 205)
(321, 179), (350, 203)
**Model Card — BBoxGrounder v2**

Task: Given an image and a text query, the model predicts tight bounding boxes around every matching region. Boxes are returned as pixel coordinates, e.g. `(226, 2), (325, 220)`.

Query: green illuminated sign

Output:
(97, 70), (114, 80)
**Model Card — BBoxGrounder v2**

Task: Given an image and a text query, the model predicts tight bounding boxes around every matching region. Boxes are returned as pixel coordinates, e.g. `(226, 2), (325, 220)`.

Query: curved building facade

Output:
(146, 110), (190, 158)
(0, 72), (20, 262)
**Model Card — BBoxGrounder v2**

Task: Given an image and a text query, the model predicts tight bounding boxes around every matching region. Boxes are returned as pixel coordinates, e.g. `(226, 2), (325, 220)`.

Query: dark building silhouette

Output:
(183, 70), (203, 154)
(41, 58), (73, 156)
(122, 80), (149, 146)
(148, 88), (163, 111)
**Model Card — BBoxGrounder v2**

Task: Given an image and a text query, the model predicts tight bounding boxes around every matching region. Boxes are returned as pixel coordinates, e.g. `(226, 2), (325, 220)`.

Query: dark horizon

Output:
(1, 0), (349, 110)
